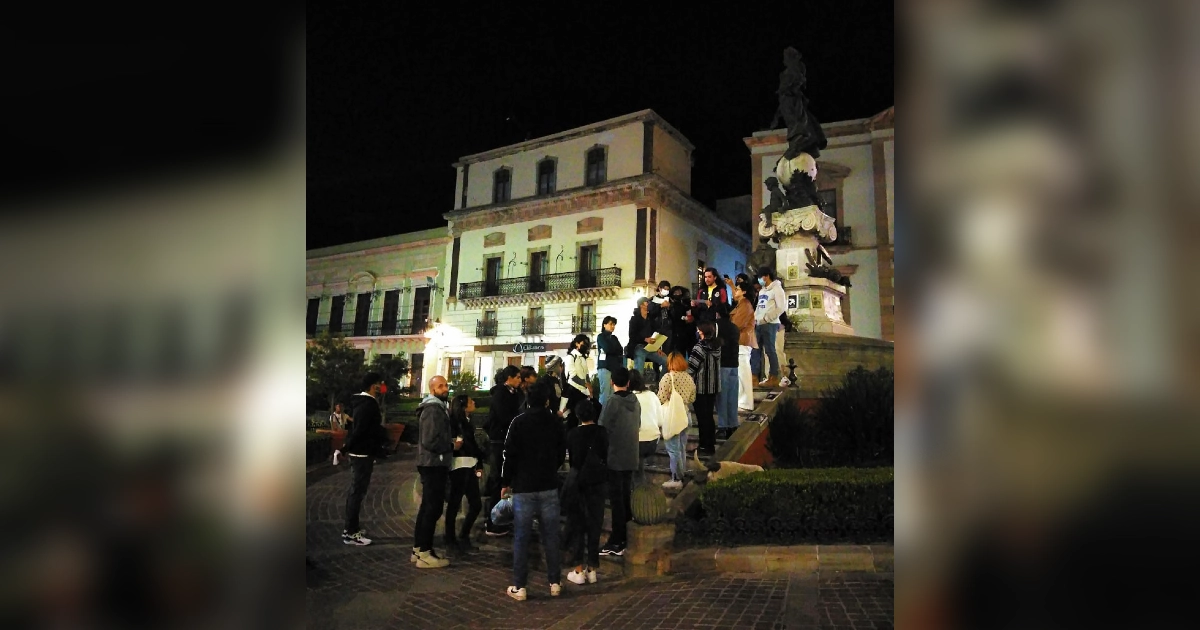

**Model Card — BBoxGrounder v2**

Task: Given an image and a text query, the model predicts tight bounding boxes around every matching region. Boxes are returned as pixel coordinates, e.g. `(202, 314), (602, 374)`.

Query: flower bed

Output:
(676, 468), (893, 546)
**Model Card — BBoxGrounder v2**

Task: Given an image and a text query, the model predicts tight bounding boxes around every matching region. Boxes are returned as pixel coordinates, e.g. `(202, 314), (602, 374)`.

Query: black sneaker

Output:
(608, 543), (626, 557)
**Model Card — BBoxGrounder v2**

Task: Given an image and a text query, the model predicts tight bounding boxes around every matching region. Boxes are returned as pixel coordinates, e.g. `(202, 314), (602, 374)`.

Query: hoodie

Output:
(416, 394), (453, 468)
(687, 337), (722, 395)
(597, 390), (641, 471)
(500, 407), (567, 493)
(484, 383), (521, 442)
(341, 392), (385, 456)
(755, 279), (787, 325)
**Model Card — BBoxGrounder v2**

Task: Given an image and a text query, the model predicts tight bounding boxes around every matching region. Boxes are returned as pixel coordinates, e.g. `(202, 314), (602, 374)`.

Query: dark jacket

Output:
(694, 283), (730, 323)
(566, 423), (609, 486)
(625, 309), (655, 358)
(449, 408), (486, 462)
(500, 407), (567, 493)
(716, 317), (740, 369)
(668, 288), (697, 357)
(341, 393), (385, 456)
(484, 383), (521, 442)
(416, 395), (453, 468)
(688, 337), (722, 395)
(597, 390), (640, 471)
(596, 329), (623, 370)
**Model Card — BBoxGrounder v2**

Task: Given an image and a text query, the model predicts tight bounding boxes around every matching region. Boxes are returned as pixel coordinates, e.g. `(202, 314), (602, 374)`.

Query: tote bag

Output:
(660, 375), (690, 440)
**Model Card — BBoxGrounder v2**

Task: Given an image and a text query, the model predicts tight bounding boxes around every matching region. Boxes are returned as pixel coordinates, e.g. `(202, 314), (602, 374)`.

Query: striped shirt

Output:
(687, 339), (722, 395)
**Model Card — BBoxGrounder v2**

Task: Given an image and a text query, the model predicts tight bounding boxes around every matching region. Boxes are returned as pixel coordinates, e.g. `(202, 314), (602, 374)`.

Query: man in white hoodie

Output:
(754, 267), (788, 388)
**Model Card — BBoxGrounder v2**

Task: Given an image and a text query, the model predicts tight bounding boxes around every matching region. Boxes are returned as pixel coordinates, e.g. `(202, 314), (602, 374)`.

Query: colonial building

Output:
(305, 227), (451, 391)
(744, 107), (895, 341)
(431, 110), (751, 388)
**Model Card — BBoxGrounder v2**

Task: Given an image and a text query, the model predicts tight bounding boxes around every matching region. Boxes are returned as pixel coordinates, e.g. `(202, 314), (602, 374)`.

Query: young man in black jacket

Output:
(626, 297), (667, 382)
(336, 372), (388, 546)
(483, 365), (522, 536)
(500, 380), (567, 601)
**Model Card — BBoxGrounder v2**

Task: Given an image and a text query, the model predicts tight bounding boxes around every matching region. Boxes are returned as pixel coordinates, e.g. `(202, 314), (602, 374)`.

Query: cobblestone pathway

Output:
(307, 448), (893, 630)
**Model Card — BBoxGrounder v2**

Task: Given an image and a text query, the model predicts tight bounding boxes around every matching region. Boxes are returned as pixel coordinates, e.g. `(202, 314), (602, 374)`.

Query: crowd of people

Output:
(329, 265), (795, 599)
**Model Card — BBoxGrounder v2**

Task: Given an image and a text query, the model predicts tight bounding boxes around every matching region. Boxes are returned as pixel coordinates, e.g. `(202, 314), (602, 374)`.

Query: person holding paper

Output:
(625, 297), (668, 381)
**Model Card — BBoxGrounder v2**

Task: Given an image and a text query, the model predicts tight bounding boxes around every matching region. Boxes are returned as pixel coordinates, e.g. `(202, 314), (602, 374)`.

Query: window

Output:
(485, 256), (502, 296)
(524, 306), (544, 335)
(537, 158), (556, 195)
(585, 147), (607, 186)
(484, 310), (497, 322)
(448, 357), (462, 380)
(573, 302), (595, 334)
(329, 295), (345, 334)
(696, 260), (706, 292)
(306, 298), (318, 336)
(529, 250), (548, 291)
(579, 244), (600, 288)
(493, 168), (511, 203)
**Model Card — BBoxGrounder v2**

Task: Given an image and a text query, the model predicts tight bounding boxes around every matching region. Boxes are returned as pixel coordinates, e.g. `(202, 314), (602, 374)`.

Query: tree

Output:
(306, 333), (365, 412)
(367, 353), (410, 417)
(449, 369), (479, 394)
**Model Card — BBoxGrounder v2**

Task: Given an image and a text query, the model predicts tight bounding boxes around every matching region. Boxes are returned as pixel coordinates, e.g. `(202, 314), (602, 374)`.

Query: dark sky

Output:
(307, 4), (893, 250)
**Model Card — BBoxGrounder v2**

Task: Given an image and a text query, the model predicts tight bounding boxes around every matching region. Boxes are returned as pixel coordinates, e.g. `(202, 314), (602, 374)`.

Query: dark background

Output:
(307, 3), (892, 249)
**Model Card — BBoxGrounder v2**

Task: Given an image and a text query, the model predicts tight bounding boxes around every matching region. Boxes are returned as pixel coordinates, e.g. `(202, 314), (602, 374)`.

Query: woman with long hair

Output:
(563, 333), (593, 430)
(444, 393), (485, 554)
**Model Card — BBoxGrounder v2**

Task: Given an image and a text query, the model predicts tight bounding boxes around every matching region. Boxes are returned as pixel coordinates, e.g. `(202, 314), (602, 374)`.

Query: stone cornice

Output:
(306, 236), (451, 263)
(460, 286), (622, 309)
(444, 174), (751, 252)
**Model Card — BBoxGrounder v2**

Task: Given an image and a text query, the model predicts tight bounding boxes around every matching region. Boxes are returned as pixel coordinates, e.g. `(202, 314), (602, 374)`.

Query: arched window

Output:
(537, 158), (557, 195)
(492, 167), (511, 203)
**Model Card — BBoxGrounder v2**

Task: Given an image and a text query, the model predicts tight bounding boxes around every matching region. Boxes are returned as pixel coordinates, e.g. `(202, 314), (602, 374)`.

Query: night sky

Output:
(307, 4), (893, 250)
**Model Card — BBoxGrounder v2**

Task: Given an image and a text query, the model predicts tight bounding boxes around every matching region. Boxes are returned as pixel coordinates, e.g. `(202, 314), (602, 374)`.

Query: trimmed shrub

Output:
(680, 468), (893, 545)
(768, 365), (893, 468)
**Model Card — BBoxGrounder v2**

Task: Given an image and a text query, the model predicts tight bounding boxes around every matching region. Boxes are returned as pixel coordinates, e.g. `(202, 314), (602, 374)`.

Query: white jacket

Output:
(566, 348), (591, 396)
(755, 279), (788, 325)
(634, 390), (661, 442)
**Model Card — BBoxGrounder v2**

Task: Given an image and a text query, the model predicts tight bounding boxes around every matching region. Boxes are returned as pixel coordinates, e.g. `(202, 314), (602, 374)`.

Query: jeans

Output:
(750, 347), (763, 381)
(694, 393), (717, 452)
(663, 430), (688, 481)
(512, 489), (562, 589)
(563, 482), (606, 569)
(343, 455), (375, 533)
(632, 345), (668, 380)
(414, 466), (449, 551)
(605, 470), (634, 546)
(484, 441), (504, 527)
(717, 367), (739, 430)
(738, 346), (755, 410)
(755, 323), (780, 377)
(598, 368), (613, 407)
(445, 466), (482, 543)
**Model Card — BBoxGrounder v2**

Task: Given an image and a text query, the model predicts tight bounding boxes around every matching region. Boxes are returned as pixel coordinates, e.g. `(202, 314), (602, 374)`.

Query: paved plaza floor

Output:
(307, 448), (893, 629)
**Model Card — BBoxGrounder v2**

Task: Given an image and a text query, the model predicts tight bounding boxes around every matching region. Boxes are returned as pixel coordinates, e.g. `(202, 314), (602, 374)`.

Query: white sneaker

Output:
(414, 549), (450, 569)
(410, 547), (418, 562)
(586, 569), (598, 584)
(567, 570), (587, 585)
(507, 586), (527, 601)
(779, 377), (791, 387)
(661, 480), (683, 490)
(342, 531), (372, 546)
(758, 377), (770, 385)
(550, 583), (562, 597)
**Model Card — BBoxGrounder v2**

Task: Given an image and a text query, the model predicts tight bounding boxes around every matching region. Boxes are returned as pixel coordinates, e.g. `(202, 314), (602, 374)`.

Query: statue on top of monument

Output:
(768, 47), (828, 161)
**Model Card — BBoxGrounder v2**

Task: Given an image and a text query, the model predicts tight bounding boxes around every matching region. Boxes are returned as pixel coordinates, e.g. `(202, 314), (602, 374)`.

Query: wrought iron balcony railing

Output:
(521, 316), (545, 335)
(571, 315), (596, 334)
(477, 320), (498, 338)
(458, 267), (622, 299)
(307, 318), (428, 338)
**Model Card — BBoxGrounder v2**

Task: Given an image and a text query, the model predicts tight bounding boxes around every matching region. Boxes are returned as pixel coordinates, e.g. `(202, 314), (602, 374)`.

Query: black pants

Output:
(564, 482), (607, 568)
(444, 466), (482, 543)
(638, 440), (658, 482)
(605, 470), (633, 547)
(414, 466), (449, 551)
(484, 440), (504, 527)
(695, 393), (717, 451)
(343, 455), (375, 533)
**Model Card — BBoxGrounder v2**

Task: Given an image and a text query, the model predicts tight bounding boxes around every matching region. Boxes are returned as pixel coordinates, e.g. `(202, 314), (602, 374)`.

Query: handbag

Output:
(660, 374), (690, 439)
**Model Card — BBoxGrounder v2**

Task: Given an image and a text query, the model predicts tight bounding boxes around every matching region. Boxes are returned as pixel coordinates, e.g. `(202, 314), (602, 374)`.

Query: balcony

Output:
(571, 315), (596, 334)
(307, 318), (428, 339)
(476, 320), (498, 338)
(458, 267), (622, 299)
(521, 316), (545, 335)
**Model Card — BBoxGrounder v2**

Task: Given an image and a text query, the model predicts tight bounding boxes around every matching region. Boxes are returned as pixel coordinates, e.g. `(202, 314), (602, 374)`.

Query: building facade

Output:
(305, 228), (451, 391)
(744, 107), (895, 341)
(431, 110), (751, 388)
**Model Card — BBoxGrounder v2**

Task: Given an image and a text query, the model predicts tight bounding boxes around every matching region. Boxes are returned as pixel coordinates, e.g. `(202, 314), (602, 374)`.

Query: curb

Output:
(670, 544), (893, 575)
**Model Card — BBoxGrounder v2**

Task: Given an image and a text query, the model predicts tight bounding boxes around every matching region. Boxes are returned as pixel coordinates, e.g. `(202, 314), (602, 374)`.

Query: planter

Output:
(306, 434), (332, 466)
(624, 522), (675, 578)
(385, 423), (406, 445)
(314, 428), (346, 451)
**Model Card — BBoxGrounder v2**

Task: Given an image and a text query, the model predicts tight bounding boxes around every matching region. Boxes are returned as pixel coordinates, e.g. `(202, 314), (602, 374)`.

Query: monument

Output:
(753, 47), (853, 336)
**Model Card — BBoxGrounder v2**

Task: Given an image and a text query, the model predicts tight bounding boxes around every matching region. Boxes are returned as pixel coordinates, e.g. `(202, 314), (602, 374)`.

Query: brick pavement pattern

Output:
(307, 447), (893, 629)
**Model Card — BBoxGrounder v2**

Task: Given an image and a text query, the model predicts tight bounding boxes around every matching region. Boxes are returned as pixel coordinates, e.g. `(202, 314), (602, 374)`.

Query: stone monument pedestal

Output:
(774, 231), (853, 336)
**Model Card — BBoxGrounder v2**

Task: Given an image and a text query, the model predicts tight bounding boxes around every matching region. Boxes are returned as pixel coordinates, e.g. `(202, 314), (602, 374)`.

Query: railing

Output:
(458, 267), (622, 299)
(571, 315), (596, 334)
(307, 319), (427, 338)
(477, 320), (498, 338)
(521, 316), (545, 335)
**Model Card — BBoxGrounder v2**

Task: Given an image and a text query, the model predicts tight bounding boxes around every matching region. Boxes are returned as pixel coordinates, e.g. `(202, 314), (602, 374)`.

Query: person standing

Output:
(626, 297), (667, 381)
(731, 280), (759, 411)
(563, 335), (594, 430)
(412, 375), (455, 568)
(714, 305), (741, 441)
(668, 286), (698, 358)
(501, 381), (567, 601)
(329, 402), (351, 432)
(595, 316), (623, 406)
(563, 401), (608, 586)
(754, 267), (788, 388)
(657, 353), (695, 490)
(693, 267), (731, 324)
(516, 365), (538, 410)
(688, 322), (722, 455)
(336, 372), (388, 547)
(597, 366), (640, 557)
(483, 365), (522, 536)
(443, 393), (484, 555)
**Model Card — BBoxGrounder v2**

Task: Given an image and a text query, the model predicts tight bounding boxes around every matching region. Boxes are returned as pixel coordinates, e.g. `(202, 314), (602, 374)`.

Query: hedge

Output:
(306, 431), (332, 466)
(677, 468), (893, 545)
